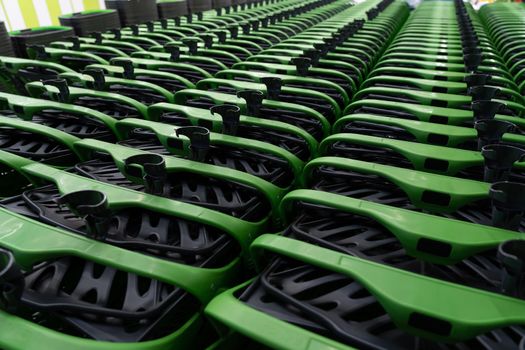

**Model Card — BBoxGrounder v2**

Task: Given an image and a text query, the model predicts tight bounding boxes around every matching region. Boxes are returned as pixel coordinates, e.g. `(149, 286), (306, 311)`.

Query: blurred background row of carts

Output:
(0, 0), (525, 349)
